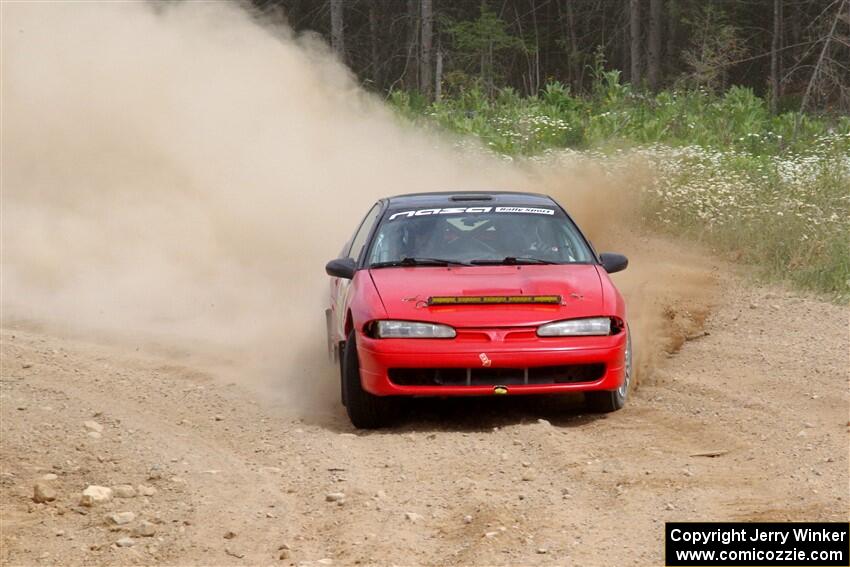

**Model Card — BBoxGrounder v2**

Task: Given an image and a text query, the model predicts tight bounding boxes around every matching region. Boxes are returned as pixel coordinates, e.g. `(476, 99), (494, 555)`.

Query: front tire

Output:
(586, 329), (632, 413)
(338, 341), (347, 407)
(342, 331), (398, 429)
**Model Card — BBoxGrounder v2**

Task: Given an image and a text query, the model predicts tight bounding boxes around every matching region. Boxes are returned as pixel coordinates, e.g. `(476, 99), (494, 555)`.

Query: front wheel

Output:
(586, 329), (632, 413)
(342, 331), (399, 429)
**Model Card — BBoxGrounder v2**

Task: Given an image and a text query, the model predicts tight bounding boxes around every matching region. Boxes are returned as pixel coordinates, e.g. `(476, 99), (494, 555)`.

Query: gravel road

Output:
(1, 276), (847, 566)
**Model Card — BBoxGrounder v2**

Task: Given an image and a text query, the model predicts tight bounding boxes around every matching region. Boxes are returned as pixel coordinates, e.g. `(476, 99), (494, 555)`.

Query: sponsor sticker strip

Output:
(428, 295), (561, 305)
(389, 207), (555, 221)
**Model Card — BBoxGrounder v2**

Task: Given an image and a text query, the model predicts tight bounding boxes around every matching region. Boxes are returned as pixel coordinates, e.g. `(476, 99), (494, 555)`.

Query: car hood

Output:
(368, 264), (604, 328)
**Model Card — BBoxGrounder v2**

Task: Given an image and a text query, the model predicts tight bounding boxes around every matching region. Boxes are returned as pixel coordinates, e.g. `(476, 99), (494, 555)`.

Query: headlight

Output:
(374, 320), (456, 339)
(537, 317), (612, 336)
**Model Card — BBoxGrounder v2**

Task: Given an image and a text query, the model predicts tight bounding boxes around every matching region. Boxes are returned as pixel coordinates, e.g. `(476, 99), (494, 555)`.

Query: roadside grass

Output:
(390, 77), (850, 300)
(640, 142), (849, 299)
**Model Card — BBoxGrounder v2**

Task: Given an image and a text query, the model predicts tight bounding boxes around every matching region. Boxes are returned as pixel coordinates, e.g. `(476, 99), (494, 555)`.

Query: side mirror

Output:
(325, 257), (356, 279)
(599, 253), (628, 274)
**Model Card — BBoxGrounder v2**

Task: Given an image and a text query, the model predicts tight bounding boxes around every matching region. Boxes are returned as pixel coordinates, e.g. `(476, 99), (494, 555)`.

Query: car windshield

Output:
(366, 205), (594, 266)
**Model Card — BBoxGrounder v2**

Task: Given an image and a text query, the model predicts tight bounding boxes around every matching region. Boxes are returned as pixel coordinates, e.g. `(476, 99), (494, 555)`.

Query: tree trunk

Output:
(419, 0), (433, 98)
(666, 0), (677, 73)
(369, 3), (380, 87)
(531, 0), (541, 95)
(770, 0), (782, 114)
(629, 0), (642, 87)
(800, 0), (843, 114)
(405, 0), (419, 91)
(486, 40), (494, 97)
(648, 0), (662, 91)
(514, 3), (535, 96)
(435, 48), (443, 102)
(790, 2), (801, 54)
(330, 0), (345, 60)
(621, 15), (630, 83)
(565, 0), (580, 91)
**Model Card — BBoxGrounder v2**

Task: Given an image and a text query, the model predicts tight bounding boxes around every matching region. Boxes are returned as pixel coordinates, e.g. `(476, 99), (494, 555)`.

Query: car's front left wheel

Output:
(342, 331), (399, 429)
(585, 328), (632, 413)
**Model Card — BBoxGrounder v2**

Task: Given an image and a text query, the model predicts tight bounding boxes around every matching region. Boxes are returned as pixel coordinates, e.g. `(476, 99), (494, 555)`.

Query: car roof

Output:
(385, 191), (556, 208)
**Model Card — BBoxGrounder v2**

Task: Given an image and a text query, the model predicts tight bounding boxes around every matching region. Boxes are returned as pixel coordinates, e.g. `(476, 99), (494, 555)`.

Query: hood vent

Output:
(449, 194), (493, 202)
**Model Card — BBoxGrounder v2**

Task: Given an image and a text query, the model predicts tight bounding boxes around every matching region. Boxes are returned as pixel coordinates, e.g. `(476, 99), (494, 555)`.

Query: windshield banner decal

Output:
(388, 207), (555, 221)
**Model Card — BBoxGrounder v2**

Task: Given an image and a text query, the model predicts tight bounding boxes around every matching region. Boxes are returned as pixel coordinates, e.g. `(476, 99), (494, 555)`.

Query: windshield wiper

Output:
(469, 256), (558, 265)
(370, 257), (471, 268)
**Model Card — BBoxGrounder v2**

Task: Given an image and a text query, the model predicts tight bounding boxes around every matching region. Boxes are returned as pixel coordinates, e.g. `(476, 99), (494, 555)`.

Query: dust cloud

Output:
(1, 1), (714, 413)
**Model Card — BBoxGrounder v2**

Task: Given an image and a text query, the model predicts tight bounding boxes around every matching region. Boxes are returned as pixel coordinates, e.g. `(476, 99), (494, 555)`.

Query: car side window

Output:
(346, 203), (382, 264)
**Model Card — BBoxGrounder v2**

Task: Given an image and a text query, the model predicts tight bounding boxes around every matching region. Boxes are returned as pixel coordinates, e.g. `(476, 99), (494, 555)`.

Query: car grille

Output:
(387, 364), (605, 386)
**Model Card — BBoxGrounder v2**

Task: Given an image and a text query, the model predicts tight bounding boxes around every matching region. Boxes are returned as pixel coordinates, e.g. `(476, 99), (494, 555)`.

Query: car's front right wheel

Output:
(585, 328), (632, 413)
(342, 331), (398, 429)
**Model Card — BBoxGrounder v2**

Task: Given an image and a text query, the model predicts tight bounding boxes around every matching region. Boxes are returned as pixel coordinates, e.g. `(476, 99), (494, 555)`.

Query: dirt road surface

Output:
(1, 275), (847, 566)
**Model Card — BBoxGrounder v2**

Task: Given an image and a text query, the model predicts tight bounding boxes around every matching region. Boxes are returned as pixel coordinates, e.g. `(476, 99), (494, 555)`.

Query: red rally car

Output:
(325, 192), (631, 428)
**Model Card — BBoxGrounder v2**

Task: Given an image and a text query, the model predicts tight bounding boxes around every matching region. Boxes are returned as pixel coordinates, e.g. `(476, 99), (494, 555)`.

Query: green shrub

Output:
(388, 75), (850, 299)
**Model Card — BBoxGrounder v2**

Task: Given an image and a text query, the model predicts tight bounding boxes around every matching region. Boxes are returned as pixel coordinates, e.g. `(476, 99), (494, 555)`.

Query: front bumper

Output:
(356, 329), (627, 397)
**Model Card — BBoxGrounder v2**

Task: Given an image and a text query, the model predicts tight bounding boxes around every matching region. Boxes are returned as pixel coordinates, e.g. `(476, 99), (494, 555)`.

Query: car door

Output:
(329, 202), (383, 349)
